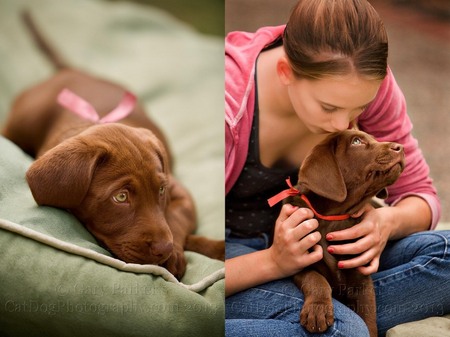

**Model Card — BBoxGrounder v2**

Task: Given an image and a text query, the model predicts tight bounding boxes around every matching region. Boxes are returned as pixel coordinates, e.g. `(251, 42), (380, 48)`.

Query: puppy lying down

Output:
(2, 11), (224, 280)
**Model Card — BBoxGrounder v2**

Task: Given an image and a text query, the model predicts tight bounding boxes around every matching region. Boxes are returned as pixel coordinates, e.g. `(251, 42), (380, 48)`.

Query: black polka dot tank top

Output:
(226, 87), (298, 237)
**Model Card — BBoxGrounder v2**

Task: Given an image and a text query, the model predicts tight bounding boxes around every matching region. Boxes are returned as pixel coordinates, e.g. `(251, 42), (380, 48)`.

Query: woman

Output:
(225, 0), (450, 336)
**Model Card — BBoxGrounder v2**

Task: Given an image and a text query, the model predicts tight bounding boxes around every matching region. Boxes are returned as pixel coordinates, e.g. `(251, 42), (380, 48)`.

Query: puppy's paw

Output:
(164, 243), (186, 280)
(300, 299), (334, 333)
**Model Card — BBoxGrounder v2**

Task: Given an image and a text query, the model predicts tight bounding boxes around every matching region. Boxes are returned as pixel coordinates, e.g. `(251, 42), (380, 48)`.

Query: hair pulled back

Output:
(283, 0), (388, 80)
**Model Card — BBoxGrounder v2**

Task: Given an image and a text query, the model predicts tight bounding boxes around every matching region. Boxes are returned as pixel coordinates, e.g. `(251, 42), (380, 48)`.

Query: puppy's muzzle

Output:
(149, 241), (173, 264)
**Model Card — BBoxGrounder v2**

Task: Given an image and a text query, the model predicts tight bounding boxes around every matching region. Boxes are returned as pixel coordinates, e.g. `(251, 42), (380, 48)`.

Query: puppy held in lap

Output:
(269, 129), (405, 336)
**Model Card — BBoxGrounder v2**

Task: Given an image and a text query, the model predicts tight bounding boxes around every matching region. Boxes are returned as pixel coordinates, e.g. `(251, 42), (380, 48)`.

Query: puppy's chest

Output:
(315, 218), (362, 279)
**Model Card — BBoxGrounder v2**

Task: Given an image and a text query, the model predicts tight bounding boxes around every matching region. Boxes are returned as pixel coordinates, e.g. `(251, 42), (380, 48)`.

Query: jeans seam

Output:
(440, 232), (449, 259)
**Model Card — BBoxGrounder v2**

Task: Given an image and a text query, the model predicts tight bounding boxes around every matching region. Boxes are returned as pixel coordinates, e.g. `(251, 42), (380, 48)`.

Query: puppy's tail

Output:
(22, 10), (68, 70)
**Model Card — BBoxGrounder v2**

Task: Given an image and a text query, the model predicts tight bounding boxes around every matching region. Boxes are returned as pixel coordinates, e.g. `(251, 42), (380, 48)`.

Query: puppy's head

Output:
(296, 130), (405, 215)
(26, 123), (174, 265)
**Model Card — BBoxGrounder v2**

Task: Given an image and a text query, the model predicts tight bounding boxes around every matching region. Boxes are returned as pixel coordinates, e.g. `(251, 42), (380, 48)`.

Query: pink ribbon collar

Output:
(57, 88), (136, 123)
(267, 178), (351, 221)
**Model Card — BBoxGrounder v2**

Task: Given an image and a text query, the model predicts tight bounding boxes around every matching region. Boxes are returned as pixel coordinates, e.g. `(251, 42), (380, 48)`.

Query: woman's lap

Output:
(225, 230), (450, 337)
(225, 235), (369, 337)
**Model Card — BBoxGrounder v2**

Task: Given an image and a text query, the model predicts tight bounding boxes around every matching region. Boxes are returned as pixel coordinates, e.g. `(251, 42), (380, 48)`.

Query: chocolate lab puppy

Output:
(2, 12), (224, 279)
(270, 130), (405, 336)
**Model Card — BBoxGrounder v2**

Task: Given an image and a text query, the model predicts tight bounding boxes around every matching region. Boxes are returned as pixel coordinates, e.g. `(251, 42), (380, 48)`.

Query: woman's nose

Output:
(331, 112), (351, 131)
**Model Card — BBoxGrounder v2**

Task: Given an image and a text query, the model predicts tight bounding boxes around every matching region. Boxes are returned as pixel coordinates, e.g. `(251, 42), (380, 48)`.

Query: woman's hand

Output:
(325, 196), (432, 276)
(225, 204), (323, 296)
(325, 204), (394, 275)
(268, 204), (323, 279)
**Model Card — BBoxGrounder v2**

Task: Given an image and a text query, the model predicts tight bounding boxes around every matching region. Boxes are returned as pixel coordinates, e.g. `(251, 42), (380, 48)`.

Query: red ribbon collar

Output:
(267, 178), (350, 221)
(57, 88), (136, 124)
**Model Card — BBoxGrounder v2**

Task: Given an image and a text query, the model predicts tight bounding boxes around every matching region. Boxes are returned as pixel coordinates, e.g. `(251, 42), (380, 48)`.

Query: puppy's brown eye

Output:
(352, 137), (362, 145)
(113, 192), (128, 203)
(159, 186), (165, 196)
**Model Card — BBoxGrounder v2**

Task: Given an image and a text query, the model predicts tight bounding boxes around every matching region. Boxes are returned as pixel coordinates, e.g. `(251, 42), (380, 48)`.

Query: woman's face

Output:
(286, 73), (382, 134)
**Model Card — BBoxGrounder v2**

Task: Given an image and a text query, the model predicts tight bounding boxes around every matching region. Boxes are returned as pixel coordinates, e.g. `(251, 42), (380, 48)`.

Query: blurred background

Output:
(226, 0), (450, 224)
(107, 0), (224, 36)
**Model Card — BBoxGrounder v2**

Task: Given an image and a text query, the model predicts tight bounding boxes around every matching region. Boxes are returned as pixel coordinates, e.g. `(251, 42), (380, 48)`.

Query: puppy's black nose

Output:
(150, 241), (173, 259)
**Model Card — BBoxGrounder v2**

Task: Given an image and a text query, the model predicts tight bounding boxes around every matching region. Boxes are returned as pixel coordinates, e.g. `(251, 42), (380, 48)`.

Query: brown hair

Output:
(283, 0), (388, 80)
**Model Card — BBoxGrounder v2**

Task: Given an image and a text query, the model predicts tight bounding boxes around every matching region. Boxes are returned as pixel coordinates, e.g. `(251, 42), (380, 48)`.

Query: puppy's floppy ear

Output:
(297, 142), (347, 202)
(26, 137), (107, 209)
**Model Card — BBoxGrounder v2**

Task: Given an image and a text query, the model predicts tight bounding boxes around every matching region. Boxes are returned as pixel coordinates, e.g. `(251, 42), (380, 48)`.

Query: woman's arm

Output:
(386, 196), (431, 239)
(226, 205), (323, 297)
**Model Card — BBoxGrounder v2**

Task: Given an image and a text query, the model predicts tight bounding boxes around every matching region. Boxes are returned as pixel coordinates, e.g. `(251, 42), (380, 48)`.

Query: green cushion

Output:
(0, 0), (224, 335)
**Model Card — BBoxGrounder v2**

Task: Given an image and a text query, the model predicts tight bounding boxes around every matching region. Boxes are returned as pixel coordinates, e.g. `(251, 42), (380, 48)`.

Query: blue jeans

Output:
(225, 230), (450, 337)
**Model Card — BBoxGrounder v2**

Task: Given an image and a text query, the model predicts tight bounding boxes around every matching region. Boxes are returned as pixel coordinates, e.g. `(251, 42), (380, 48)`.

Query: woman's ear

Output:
(277, 56), (295, 85)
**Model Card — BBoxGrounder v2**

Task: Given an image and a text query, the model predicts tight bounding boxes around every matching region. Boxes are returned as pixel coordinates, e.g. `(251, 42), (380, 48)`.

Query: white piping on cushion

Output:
(0, 218), (224, 293)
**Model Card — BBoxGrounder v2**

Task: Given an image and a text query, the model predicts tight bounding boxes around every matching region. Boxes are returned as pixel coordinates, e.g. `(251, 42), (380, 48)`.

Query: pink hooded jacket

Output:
(225, 25), (441, 229)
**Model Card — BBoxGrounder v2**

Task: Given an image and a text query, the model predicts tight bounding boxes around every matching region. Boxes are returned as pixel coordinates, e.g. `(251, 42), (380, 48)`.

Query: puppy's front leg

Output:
(294, 269), (334, 333)
(163, 176), (197, 279)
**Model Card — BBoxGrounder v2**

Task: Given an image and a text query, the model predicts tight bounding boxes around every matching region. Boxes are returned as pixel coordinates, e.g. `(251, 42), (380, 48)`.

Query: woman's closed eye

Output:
(322, 105), (338, 113)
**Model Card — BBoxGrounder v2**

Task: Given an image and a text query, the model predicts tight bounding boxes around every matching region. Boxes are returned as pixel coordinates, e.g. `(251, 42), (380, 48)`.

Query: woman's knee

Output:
(410, 230), (450, 259)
